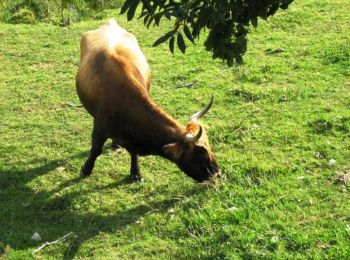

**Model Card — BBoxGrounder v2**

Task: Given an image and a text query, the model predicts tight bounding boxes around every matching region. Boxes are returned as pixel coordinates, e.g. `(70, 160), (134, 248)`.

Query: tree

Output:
(121, 0), (294, 66)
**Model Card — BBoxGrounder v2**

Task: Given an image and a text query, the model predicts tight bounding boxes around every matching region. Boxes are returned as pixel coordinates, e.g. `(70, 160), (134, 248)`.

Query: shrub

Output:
(9, 8), (36, 24)
(0, 0), (125, 25)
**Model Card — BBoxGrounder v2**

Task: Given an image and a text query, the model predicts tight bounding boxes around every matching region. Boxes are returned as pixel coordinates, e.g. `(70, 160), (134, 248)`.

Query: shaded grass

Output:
(0, 0), (350, 258)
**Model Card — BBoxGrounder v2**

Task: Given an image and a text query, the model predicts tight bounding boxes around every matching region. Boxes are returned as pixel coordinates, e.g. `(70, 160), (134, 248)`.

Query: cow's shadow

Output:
(0, 151), (199, 259)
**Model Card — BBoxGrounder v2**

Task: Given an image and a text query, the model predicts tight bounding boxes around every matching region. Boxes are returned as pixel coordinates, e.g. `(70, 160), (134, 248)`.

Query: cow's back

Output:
(76, 19), (151, 116)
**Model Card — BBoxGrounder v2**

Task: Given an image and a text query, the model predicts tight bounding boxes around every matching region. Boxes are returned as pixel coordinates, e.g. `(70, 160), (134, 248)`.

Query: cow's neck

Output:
(121, 95), (185, 156)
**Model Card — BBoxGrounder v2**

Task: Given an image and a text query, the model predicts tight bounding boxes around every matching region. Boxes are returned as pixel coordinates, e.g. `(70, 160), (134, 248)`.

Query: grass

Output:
(0, 0), (350, 258)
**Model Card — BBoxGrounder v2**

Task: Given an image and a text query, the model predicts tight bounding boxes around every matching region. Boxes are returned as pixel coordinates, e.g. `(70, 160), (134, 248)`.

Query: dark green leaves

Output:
(153, 30), (176, 47)
(169, 36), (175, 53)
(154, 32), (187, 54)
(184, 25), (194, 43)
(121, 0), (140, 21)
(177, 33), (186, 53)
(121, 0), (295, 66)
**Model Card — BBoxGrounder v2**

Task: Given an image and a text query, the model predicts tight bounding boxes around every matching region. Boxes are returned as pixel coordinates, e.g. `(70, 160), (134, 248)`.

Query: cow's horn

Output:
(185, 125), (202, 143)
(190, 95), (213, 121)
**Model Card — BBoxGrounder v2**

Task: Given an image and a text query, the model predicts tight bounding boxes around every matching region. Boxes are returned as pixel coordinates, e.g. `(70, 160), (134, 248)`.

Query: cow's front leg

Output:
(81, 122), (107, 178)
(130, 153), (143, 182)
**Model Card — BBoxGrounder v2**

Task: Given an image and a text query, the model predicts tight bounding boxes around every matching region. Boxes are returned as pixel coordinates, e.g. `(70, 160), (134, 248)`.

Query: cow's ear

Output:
(163, 143), (183, 160)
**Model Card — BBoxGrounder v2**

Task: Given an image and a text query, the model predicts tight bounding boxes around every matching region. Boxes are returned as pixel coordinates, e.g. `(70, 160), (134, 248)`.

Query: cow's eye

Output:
(194, 146), (207, 156)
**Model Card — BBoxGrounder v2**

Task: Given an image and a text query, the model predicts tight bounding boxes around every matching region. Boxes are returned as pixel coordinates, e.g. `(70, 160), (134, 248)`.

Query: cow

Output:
(76, 19), (220, 182)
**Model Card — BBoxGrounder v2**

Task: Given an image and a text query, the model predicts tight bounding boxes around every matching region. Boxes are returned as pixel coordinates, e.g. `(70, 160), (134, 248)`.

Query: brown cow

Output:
(76, 19), (219, 182)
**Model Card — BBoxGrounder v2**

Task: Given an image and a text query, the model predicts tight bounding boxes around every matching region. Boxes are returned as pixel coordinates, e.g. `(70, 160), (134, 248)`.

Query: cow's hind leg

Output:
(130, 153), (143, 182)
(81, 123), (107, 178)
(111, 138), (120, 150)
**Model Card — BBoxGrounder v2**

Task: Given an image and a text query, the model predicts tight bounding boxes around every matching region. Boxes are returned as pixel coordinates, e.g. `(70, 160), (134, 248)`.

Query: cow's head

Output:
(163, 96), (220, 182)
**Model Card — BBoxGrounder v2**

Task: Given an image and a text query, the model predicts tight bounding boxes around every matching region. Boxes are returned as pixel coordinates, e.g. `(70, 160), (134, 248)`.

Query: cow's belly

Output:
(76, 60), (102, 116)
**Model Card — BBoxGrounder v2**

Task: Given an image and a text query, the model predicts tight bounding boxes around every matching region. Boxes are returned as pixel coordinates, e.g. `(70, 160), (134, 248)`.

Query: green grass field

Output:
(1, 0), (350, 258)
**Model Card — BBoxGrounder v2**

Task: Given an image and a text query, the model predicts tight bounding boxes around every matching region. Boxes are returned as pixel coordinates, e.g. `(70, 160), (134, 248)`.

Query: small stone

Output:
(297, 176), (305, 180)
(227, 206), (238, 212)
(315, 152), (322, 159)
(167, 208), (175, 213)
(271, 236), (279, 243)
(56, 166), (65, 172)
(317, 242), (329, 249)
(31, 232), (42, 241)
(328, 159), (336, 165)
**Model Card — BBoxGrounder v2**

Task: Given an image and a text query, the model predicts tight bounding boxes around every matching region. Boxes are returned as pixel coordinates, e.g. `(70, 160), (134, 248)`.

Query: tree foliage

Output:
(121, 0), (294, 66)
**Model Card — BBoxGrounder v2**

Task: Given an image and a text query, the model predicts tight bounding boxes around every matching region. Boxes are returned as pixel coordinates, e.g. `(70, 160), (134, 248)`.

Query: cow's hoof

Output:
(132, 174), (143, 182)
(80, 167), (92, 178)
(111, 140), (120, 151)
(111, 144), (120, 151)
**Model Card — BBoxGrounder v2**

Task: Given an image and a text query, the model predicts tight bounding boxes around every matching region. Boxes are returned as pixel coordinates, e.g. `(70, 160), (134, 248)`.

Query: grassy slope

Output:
(0, 0), (349, 258)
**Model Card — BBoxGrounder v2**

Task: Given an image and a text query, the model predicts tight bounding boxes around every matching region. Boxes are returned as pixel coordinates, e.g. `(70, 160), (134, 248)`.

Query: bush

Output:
(11, 0), (50, 20)
(0, 0), (125, 25)
(9, 8), (36, 24)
